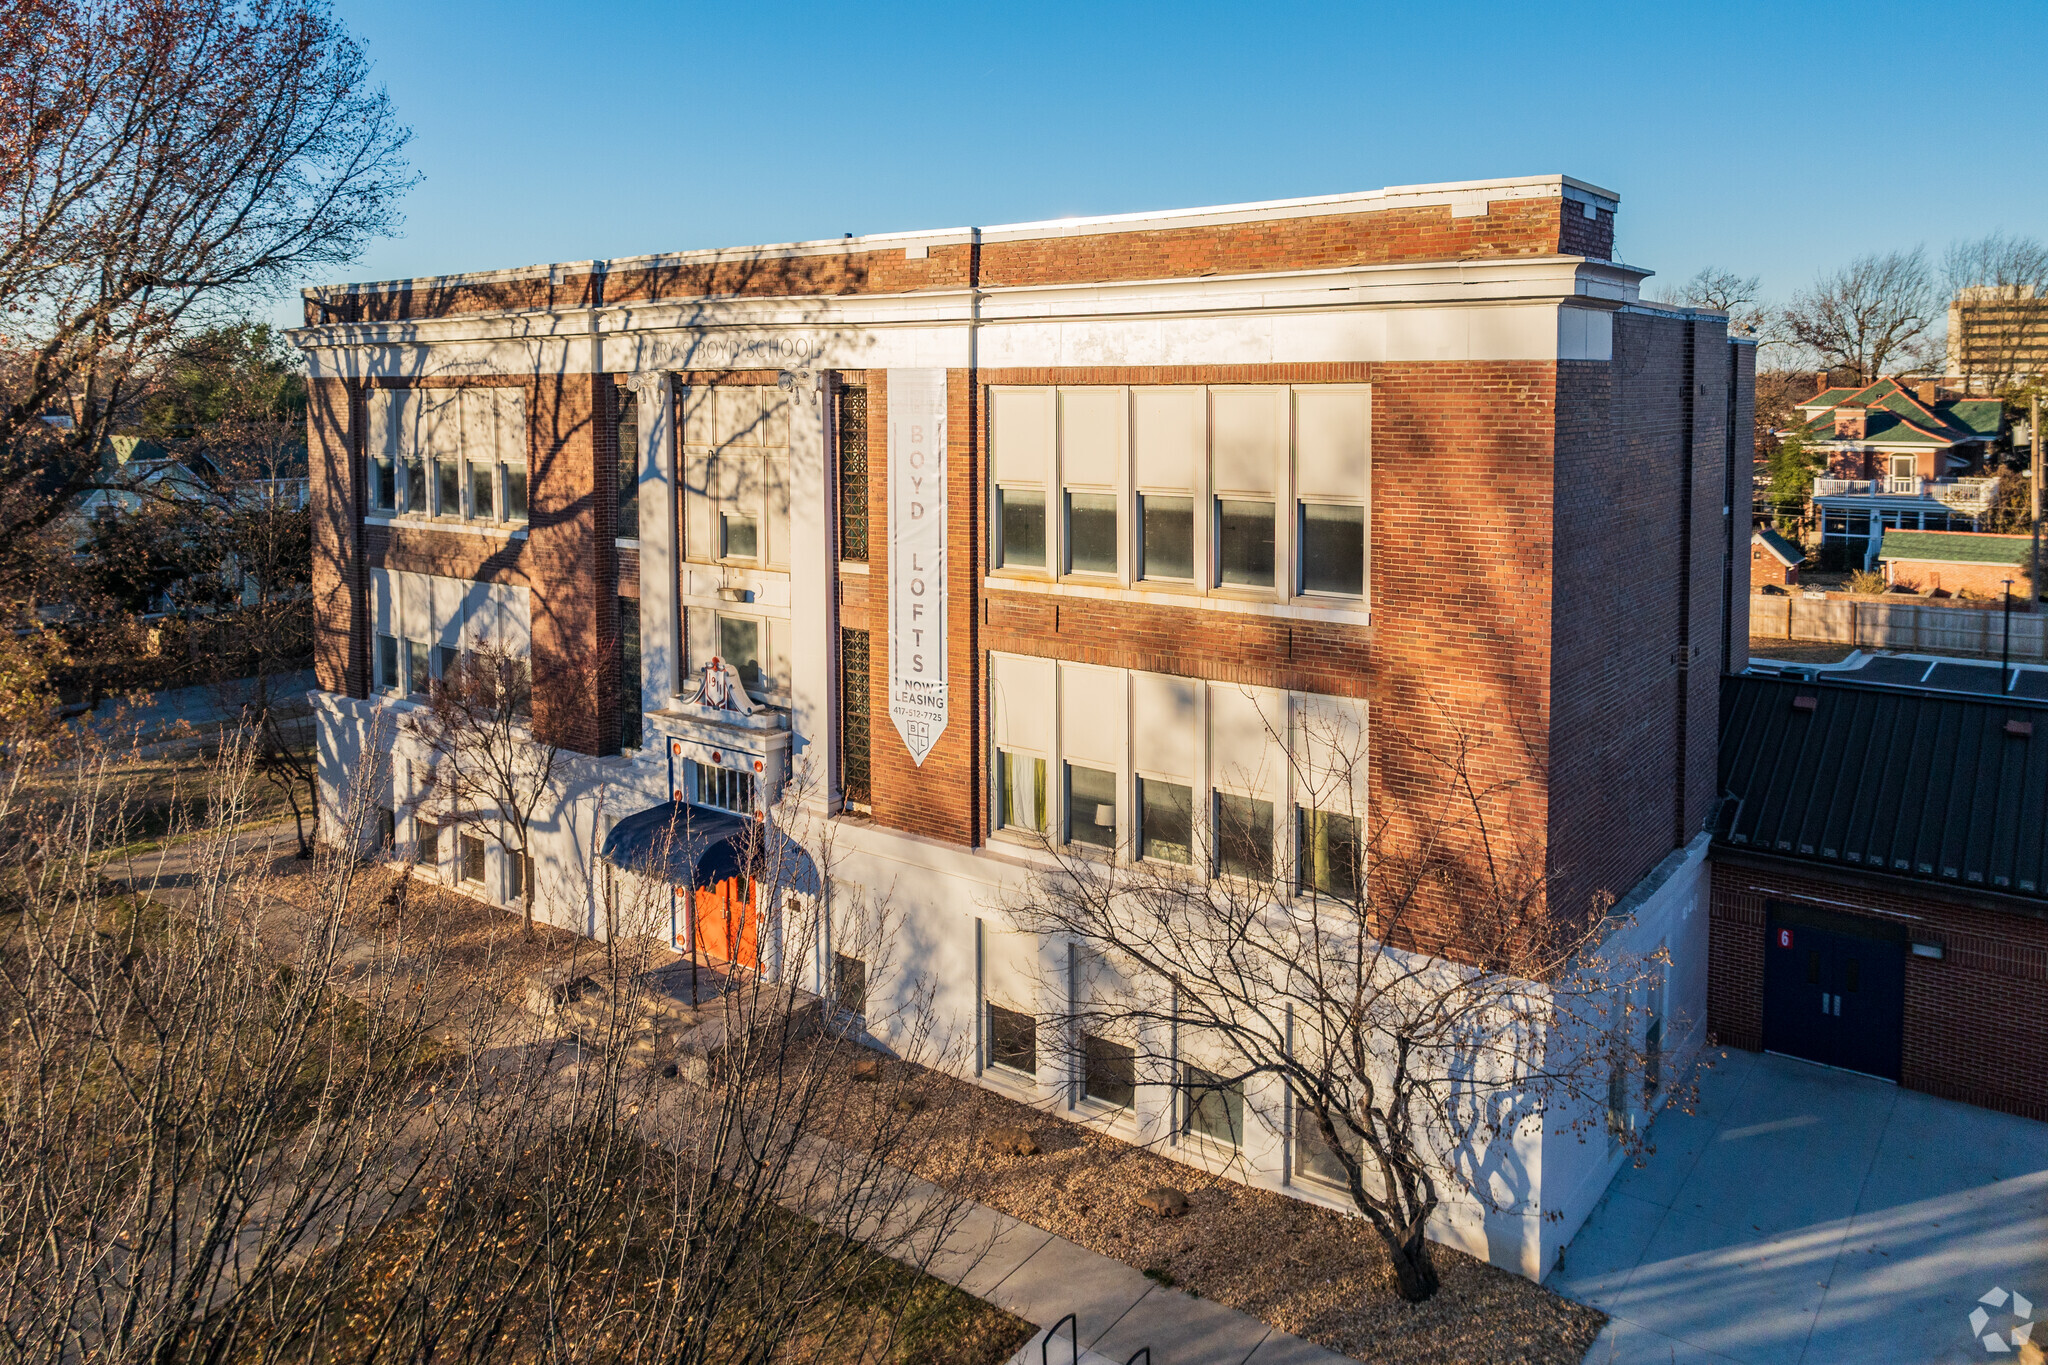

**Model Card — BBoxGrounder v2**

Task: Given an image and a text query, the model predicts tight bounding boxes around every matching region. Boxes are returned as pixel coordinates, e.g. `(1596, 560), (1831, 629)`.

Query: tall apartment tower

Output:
(297, 176), (1756, 1278)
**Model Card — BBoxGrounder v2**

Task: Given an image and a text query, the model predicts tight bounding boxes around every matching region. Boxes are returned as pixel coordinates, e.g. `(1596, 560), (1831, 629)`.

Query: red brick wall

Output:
(1710, 857), (2048, 1120)
(366, 524), (528, 584)
(311, 196), (1607, 325)
(1547, 312), (1736, 926)
(309, 376), (364, 697)
(525, 373), (619, 756)
(979, 199), (1591, 288)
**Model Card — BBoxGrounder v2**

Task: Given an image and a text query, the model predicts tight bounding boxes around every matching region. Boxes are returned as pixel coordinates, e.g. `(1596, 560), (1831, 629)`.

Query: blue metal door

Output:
(1762, 905), (1904, 1082)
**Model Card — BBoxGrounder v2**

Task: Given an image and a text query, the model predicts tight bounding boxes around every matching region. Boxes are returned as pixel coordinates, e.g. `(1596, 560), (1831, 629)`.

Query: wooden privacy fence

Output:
(1751, 594), (2047, 660)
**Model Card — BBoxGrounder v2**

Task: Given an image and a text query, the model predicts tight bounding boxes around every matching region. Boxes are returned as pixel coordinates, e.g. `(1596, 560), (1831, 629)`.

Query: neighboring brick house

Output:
(1751, 527), (1801, 589)
(1878, 528), (2035, 604)
(1712, 673), (2047, 1119)
(291, 174), (1756, 1281)
(1795, 377), (2007, 568)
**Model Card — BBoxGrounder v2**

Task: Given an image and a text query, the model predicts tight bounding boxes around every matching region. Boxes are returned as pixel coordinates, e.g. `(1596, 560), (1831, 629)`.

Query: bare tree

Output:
(0, 0), (411, 596)
(1943, 232), (2048, 396)
(1668, 265), (1780, 342)
(1003, 714), (1669, 1303)
(405, 642), (559, 940)
(0, 729), (1015, 1363)
(1784, 248), (1939, 384)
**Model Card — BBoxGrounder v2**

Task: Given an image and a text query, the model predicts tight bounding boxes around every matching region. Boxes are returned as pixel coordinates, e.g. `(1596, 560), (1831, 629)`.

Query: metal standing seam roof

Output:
(1877, 529), (2032, 566)
(1718, 674), (2048, 902)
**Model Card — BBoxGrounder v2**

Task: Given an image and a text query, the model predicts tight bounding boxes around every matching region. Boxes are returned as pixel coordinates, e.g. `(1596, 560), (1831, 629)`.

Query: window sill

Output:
(366, 514), (529, 541)
(839, 560), (871, 576)
(982, 1063), (1040, 1094)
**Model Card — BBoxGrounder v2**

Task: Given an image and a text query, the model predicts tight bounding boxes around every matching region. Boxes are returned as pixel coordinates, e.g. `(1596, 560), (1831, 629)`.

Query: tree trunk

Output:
(523, 884), (535, 942)
(1387, 1232), (1440, 1302)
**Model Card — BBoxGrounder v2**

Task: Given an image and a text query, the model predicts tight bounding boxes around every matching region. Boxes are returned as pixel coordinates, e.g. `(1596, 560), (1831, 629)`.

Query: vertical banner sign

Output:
(888, 369), (948, 765)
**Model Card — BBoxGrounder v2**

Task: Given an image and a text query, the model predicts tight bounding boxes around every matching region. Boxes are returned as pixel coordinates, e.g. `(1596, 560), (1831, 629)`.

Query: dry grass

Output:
(806, 1049), (1606, 1365)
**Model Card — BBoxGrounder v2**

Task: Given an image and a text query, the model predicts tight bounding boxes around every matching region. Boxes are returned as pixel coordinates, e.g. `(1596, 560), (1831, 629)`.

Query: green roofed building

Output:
(1877, 529), (2034, 602)
(1792, 377), (2008, 569)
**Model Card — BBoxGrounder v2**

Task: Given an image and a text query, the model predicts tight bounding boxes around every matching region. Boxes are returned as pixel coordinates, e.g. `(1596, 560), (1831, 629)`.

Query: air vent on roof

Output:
(1793, 694), (1819, 712)
(2006, 718), (2034, 737)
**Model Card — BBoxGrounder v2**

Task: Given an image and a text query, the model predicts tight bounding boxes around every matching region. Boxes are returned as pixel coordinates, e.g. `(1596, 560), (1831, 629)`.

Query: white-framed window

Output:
(458, 831), (486, 888)
(987, 1002), (1037, 1076)
(374, 633), (400, 693)
(365, 386), (528, 527)
(985, 383), (1369, 605)
(1213, 789), (1274, 880)
(1182, 1064), (1243, 1147)
(1082, 1034), (1136, 1108)
(997, 749), (1047, 835)
(987, 652), (1364, 892)
(679, 384), (791, 569)
(1290, 1091), (1361, 1188)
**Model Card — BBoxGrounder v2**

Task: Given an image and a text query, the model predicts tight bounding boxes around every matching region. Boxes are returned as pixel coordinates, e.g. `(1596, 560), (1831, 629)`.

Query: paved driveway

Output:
(1549, 1047), (2048, 1363)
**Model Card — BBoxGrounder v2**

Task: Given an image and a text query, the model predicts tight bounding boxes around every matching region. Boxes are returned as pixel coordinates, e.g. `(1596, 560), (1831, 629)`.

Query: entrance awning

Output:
(599, 802), (821, 895)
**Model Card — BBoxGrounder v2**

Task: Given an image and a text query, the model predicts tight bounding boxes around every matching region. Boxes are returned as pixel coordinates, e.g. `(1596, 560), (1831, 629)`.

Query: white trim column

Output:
(632, 370), (680, 713)
(787, 370), (838, 813)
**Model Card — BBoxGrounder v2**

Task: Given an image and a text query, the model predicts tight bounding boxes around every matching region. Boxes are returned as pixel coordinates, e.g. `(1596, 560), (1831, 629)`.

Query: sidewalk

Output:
(864, 1161), (1349, 1365)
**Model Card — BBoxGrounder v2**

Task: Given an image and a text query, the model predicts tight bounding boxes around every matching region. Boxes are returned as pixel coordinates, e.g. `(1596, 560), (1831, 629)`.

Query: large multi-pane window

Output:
(362, 385), (529, 527)
(679, 384), (791, 569)
(989, 654), (1367, 899)
(988, 384), (1368, 602)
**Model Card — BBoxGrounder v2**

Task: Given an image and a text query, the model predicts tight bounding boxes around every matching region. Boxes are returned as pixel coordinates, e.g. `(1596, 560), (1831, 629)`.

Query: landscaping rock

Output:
(850, 1056), (883, 1082)
(984, 1125), (1039, 1156)
(1136, 1186), (1190, 1218)
(892, 1094), (924, 1115)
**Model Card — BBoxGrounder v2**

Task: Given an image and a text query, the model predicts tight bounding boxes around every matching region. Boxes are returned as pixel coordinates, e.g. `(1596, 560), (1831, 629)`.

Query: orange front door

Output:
(692, 876), (760, 970)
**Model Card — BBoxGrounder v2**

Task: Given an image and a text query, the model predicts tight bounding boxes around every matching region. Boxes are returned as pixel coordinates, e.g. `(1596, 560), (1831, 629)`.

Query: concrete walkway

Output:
(1549, 1047), (2048, 1363)
(892, 1179), (1349, 1365)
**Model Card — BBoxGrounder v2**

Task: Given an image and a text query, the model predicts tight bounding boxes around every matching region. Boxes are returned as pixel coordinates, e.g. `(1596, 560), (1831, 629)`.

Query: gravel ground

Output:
(806, 1049), (1606, 1365)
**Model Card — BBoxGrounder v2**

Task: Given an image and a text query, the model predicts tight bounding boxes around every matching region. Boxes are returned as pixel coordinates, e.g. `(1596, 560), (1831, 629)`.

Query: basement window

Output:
(987, 1003), (1037, 1076)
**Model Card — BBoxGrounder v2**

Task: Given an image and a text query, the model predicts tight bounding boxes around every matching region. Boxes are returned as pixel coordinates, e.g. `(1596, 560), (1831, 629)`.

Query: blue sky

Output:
(301, 0), (2048, 320)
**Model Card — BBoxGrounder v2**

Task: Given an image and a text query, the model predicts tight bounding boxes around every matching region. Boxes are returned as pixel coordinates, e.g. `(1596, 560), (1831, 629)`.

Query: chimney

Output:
(1915, 380), (1942, 406)
(1816, 371), (1833, 395)
(1835, 406), (1868, 439)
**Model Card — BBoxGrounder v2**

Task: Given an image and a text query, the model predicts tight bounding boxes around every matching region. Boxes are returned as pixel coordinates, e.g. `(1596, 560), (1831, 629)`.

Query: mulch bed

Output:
(807, 1048), (1607, 1365)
